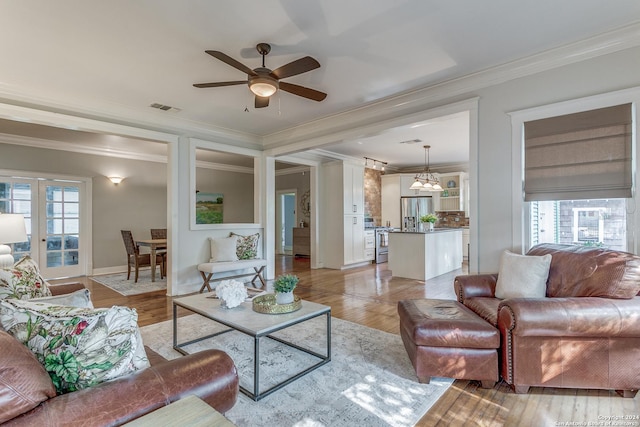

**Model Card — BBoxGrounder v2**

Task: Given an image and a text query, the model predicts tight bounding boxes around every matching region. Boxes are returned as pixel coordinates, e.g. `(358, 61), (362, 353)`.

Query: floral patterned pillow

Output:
(230, 232), (260, 260)
(0, 256), (52, 300)
(0, 299), (149, 394)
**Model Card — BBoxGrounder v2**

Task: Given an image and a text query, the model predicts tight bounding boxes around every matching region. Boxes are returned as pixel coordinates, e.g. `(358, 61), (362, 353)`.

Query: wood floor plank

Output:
(51, 256), (640, 426)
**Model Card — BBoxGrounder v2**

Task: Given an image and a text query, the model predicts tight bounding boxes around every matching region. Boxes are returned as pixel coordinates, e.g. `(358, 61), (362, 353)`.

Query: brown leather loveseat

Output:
(0, 283), (239, 426)
(454, 243), (640, 397)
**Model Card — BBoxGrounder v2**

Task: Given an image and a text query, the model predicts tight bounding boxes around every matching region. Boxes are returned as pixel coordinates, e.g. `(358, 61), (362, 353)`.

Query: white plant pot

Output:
(275, 291), (294, 304)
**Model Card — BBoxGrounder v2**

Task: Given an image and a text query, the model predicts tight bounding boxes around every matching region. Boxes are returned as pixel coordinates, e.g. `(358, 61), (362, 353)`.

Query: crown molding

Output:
(194, 160), (254, 174)
(0, 132), (168, 163)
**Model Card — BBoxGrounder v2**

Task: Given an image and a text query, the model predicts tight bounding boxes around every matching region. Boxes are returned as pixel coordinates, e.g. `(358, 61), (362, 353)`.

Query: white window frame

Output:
(509, 87), (640, 255)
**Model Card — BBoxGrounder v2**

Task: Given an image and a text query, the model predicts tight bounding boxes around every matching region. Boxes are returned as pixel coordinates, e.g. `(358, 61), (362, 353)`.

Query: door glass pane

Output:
(64, 219), (79, 234)
(46, 186), (63, 202)
(14, 183), (31, 200)
(64, 251), (79, 266)
(0, 183), (9, 199)
(47, 236), (62, 250)
(47, 219), (63, 234)
(64, 235), (79, 249)
(47, 251), (62, 268)
(13, 200), (31, 215)
(47, 202), (63, 216)
(64, 203), (79, 217)
(64, 187), (79, 202)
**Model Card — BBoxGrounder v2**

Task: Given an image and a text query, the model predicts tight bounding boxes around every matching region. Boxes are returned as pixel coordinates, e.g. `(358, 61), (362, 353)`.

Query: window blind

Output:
(524, 103), (632, 201)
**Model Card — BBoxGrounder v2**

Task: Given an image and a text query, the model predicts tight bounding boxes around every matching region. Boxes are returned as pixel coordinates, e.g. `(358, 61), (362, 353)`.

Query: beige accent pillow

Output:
(209, 236), (239, 262)
(495, 250), (552, 299)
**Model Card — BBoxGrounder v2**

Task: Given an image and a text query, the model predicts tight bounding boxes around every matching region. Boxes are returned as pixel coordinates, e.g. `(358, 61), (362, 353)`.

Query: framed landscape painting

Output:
(195, 192), (224, 224)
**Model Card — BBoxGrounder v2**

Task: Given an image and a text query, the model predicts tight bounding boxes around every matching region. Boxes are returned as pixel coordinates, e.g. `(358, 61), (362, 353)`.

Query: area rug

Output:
(140, 314), (453, 427)
(91, 270), (166, 295)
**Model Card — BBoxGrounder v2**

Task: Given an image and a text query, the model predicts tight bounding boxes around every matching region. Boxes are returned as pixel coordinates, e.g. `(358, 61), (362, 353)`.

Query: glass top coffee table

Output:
(173, 293), (331, 401)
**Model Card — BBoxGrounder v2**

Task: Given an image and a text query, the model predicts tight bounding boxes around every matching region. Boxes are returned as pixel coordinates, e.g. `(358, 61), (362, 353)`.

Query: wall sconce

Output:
(108, 176), (124, 185)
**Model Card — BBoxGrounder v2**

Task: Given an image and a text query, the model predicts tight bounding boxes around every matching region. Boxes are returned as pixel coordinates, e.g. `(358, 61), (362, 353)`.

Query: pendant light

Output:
(409, 145), (442, 191)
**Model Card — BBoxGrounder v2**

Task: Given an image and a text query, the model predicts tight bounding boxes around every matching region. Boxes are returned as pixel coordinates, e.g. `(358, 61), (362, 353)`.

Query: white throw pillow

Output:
(209, 236), (239, 262)
(495, 250), (552, 299)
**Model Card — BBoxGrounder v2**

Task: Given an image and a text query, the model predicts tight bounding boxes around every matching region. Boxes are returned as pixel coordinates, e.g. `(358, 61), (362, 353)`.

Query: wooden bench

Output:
(197, 259), (267, 293)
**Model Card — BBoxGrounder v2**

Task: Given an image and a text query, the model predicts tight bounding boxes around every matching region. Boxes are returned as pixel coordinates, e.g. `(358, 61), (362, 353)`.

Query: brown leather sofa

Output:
(454, 243), (640, 397)
(1, 283), (239, 426)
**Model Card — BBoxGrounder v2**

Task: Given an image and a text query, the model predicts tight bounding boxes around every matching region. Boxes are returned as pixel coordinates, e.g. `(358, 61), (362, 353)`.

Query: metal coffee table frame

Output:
(173, 296), (331, 401)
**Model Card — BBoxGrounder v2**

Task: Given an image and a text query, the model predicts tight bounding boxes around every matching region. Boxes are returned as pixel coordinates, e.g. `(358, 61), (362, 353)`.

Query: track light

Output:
(363, 157), (388, 174)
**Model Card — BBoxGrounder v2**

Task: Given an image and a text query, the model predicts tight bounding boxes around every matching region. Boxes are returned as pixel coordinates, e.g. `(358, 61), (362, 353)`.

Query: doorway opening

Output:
(276, 190), (296, 255)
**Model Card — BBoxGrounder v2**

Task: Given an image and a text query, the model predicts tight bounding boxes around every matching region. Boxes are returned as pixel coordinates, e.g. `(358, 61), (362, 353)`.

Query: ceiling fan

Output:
(194, 43), (327, 108)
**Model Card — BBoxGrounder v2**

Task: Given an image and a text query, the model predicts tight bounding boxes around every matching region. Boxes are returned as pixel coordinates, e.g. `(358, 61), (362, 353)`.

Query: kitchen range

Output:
(364, 218), (393, 264)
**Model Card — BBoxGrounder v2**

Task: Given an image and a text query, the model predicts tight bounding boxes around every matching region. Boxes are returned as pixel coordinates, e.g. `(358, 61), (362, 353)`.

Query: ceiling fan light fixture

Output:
(249, 76), (278, 97)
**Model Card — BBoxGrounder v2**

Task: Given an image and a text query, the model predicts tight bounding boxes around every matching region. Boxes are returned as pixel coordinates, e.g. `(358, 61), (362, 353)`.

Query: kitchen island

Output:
(388, 229), (463, 281)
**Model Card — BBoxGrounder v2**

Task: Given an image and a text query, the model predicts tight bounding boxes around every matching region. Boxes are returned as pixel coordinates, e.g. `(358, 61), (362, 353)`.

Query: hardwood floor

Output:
(55, 257), (639, 427)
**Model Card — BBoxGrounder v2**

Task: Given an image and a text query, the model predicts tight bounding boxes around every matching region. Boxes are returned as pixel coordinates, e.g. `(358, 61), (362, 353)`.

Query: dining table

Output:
(135, 238), (167, 282)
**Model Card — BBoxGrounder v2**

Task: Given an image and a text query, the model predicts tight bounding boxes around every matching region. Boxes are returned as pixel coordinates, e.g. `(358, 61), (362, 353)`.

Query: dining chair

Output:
(120, 230), (165, 283)
(150, 228), (167, 276)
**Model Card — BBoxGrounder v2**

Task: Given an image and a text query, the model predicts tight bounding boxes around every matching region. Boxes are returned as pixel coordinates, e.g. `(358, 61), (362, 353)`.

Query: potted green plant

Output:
(273, 273), (299, 304)
(419, 213), (438, 232)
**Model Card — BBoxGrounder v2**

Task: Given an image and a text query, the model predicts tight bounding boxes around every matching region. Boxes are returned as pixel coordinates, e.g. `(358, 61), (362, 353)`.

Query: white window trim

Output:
(509, 86), (640, 254)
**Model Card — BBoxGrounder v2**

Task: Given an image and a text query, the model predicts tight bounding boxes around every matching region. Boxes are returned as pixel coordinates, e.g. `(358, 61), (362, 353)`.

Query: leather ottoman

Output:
(398, 299), (499, 388)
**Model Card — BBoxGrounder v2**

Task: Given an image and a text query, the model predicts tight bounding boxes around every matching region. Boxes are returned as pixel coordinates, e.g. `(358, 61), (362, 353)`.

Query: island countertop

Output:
(388, 229), (463, 281)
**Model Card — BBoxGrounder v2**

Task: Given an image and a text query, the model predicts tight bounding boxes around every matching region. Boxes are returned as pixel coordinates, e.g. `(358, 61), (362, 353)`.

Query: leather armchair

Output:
(455, 244), (640, 397)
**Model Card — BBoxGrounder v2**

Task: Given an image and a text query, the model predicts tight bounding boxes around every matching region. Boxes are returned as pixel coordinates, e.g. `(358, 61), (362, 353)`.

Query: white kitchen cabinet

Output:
(462, 227), (470, 260)
(343, 163), (364, 214)
(364, 229), (375, 261)
(322, 161), (369, 269)
(434, 172), (467, 212)
(344, 215), (367, 264)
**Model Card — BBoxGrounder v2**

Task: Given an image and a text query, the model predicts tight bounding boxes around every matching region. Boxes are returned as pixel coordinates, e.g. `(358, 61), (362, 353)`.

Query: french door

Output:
(0, 176), (86, 278)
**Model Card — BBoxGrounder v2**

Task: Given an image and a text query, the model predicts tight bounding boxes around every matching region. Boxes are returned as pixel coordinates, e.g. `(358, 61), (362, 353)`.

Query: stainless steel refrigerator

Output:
(401, 196), (433, 231)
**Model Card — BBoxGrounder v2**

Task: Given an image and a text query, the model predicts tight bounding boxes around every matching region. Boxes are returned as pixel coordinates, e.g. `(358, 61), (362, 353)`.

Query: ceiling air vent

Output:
(150, 103), (181, 112)
(398, 138), (422, 145)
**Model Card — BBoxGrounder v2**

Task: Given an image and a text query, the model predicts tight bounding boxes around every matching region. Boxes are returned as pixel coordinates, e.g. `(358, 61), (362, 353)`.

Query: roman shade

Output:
(524, 103), (632, 201)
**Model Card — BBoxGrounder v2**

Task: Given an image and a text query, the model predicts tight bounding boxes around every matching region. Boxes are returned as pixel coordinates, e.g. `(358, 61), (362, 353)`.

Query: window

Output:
(510, 89), (639, 254)
(530, 199), (627, 251)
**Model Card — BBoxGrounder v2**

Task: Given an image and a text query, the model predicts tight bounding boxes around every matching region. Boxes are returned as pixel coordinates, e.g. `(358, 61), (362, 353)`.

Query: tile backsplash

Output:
(436, 211), (469, 227)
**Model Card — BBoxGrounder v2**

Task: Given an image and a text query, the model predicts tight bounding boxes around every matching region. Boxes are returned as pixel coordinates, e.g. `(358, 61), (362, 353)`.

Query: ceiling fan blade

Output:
(205, 50), (257, 76)
(255, 96), (270, 108)
(193, 81), (246, 88)
(279, 81), (327, 102)
(270, 56), (320, 79)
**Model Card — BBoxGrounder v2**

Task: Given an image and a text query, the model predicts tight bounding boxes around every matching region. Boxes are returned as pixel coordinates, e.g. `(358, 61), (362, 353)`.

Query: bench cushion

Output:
(198, 259), (267, 274)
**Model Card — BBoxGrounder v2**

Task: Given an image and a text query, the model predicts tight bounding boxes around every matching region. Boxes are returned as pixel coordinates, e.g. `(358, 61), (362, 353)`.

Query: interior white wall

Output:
(473, 46), (640, 272)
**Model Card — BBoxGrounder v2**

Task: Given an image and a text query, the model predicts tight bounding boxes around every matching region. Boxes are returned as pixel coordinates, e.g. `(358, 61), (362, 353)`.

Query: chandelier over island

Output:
(409, 145), (443, 192)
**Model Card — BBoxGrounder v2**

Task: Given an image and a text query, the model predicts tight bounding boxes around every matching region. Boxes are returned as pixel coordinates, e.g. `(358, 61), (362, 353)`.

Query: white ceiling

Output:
(1, 1), (640, 169)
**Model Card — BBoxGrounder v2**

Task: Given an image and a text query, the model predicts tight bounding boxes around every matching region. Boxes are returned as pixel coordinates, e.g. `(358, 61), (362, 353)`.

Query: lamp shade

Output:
(0, 214), (27, 244)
